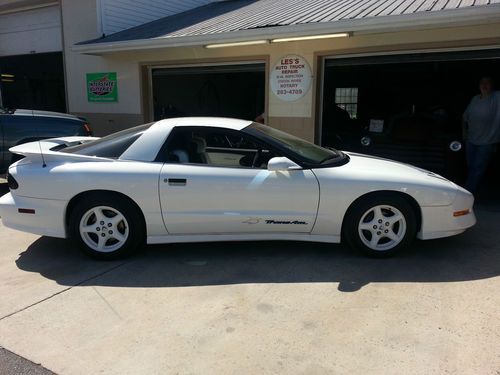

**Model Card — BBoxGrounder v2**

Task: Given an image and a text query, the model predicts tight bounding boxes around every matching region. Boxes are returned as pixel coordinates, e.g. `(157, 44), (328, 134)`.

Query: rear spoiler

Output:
(9, 136), (106, 165)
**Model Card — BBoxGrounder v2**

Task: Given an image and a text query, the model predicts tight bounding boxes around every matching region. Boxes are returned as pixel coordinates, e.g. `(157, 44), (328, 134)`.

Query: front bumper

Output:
(417, 188), (476, 240)
(0, 192), (67, 238)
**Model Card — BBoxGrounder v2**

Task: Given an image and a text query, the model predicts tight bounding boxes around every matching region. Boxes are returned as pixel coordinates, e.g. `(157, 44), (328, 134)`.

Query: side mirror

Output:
(267, 157), (301, 171)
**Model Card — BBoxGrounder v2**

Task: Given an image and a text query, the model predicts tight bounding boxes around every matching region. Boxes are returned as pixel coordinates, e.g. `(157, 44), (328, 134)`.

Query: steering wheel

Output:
(252, 149), (262, 168)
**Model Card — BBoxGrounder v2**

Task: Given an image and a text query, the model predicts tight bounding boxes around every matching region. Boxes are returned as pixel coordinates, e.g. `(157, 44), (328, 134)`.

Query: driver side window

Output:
(164, 127), (278, 169)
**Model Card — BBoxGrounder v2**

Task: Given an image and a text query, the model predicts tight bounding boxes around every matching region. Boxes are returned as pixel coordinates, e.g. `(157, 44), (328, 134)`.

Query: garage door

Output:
(151, 63), (265, 122)
(321, 49), (500, 184)
(0, 5), (62, 56)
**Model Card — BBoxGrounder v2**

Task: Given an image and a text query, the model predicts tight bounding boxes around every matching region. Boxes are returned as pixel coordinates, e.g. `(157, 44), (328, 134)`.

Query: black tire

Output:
(343, 193), (417, 257)
(69, 193), (145, 260)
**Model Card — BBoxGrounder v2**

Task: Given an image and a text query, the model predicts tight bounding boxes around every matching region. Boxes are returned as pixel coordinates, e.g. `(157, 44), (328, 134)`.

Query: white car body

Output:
(0, 117), (475, 251)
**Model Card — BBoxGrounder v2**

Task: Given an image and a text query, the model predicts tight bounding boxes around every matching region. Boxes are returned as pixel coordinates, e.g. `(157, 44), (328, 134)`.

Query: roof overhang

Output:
(73, 5), (500, 55)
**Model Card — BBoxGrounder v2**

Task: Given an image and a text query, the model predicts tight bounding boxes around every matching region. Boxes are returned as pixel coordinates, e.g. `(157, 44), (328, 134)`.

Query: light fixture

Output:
(204, 40), (269, 49)
(271, 33), (350, 43)
(1, 73), (14, 83)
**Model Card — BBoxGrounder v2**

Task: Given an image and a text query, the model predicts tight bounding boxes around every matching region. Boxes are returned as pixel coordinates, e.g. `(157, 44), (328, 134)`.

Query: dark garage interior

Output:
(152, 63), (265, 122)
(322, 50), (500, 198)
(0, 52), (66, 112)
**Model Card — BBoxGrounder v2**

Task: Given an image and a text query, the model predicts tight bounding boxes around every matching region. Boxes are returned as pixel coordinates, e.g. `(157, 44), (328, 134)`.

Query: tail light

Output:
(6, 170), (19, 190)
(83, 123), (93, 136)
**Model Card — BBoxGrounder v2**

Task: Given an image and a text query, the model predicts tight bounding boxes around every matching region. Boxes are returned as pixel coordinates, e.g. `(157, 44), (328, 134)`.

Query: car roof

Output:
(11, 109), (83, 121)
(150, 117), (253, 131)
(120, 117), (254, 162)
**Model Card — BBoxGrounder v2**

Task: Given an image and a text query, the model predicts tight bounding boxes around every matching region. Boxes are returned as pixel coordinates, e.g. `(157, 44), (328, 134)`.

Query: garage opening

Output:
(151, 62), (265, 122)
(0, 52), (66, 112)
(321, 49), (500, 199)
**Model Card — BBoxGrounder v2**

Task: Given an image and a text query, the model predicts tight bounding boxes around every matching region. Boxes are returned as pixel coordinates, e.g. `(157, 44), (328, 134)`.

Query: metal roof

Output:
(76, 0), (500, 50)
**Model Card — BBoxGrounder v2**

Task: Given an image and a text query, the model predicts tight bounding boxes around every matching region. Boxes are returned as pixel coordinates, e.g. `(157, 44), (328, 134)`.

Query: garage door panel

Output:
(0, 5), (62, 56)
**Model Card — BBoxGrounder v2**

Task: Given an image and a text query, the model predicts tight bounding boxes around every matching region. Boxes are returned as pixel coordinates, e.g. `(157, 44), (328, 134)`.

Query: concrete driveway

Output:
(0, 182), (499, 374)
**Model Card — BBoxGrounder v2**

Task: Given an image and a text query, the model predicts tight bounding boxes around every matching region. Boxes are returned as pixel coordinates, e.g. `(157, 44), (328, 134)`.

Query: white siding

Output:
(0, 5), (62, 56)
(98, 0), (218, 36)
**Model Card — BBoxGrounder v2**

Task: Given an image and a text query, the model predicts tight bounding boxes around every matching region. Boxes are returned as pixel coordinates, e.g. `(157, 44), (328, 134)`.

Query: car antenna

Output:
(33, 109), (47, 168)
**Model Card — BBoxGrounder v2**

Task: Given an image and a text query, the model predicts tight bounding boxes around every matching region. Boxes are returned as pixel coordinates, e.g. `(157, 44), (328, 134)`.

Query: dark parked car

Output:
(0, 108), (92, 173)
(357, 106), (465, 182)
(324, 105), (465, 183)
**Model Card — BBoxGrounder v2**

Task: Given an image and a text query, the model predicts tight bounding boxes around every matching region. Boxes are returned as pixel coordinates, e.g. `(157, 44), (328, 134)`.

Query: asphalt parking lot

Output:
(0, 180), (499, 374)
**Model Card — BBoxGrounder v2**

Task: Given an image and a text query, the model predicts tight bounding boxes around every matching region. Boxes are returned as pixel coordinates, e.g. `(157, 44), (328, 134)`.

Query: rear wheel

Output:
(69, 194), (144, 259)
(343, 194), (417, 257)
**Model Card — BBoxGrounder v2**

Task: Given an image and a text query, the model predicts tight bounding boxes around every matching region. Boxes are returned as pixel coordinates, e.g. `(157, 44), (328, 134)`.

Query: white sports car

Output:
(0, 117), (475, 259)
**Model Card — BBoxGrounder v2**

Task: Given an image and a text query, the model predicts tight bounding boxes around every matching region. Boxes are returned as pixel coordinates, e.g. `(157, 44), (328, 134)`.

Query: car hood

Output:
(315, 151), (460, 206)
(344, 152), (453, 181)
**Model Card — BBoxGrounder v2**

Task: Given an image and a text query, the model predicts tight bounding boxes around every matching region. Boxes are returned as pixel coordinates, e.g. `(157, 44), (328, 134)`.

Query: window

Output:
(61, 123), (152, 158)
(163, 127), (278, 169)
(244, 123), (341, 166)
(335, 87), (358, 119)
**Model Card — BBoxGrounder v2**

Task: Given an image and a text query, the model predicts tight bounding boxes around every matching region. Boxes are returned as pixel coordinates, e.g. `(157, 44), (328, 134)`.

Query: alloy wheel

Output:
(358, 205), (407, 251)
(79, 206), (129, 253)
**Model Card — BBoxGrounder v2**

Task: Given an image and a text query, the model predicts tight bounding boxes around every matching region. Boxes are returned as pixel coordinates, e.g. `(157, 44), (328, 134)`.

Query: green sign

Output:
(86, 72), (118, 102)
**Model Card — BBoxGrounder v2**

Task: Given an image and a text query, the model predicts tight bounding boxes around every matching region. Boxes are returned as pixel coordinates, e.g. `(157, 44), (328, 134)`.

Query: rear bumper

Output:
(0, 192), (67, 238)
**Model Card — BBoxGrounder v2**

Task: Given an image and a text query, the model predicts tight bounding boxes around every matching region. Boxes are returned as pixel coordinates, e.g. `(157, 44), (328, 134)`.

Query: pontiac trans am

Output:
(0, 118), (475, 259)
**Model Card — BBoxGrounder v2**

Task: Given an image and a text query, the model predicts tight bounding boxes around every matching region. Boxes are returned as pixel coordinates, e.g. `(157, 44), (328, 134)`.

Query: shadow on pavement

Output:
(14, 209), (500, 292)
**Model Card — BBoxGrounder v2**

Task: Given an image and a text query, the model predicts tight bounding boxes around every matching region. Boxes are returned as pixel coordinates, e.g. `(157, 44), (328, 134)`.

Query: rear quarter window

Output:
(61, 123), (152, 159)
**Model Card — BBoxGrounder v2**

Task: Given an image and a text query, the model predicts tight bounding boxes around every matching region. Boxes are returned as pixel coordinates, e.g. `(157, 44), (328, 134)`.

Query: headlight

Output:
(361, 136), (371, 146)
(449, 141), (462, 152)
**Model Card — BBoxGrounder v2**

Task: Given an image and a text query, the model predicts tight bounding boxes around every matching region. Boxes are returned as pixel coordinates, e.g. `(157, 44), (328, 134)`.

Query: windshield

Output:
(62, 123), (153, 158)
(244, 122), (341, 165)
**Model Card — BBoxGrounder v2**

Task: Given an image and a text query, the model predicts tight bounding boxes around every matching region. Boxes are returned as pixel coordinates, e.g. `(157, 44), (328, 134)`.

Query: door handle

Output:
(165, 178), (187, 186)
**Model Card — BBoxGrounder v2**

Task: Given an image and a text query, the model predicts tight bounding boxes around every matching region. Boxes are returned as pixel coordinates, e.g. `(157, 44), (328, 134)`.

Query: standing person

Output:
(463, 76), (500, 193)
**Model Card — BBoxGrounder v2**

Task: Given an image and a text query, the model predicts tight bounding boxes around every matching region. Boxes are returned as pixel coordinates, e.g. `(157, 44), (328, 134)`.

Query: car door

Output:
(158, 126), (320, 235)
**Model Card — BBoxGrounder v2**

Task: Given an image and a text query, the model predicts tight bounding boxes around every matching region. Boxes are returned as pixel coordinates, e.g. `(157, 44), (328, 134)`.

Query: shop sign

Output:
(86, 72), (118, 102)
(270, 55), (312, 102)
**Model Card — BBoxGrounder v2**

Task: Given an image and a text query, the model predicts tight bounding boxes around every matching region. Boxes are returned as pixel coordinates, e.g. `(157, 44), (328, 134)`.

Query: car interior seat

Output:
(166, 132), (193, 163)
(168, 149), (189, 163)
(188, 137), (209, 164)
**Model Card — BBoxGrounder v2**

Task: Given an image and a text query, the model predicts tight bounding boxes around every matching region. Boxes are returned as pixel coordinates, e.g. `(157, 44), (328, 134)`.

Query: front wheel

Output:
(69, 194), (144, 260)
(343, 194), (417, 257)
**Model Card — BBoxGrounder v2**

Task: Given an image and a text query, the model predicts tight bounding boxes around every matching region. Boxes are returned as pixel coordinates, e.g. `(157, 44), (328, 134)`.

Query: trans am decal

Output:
(266, 220), (308, 225)
(242, 218), (308, 225)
